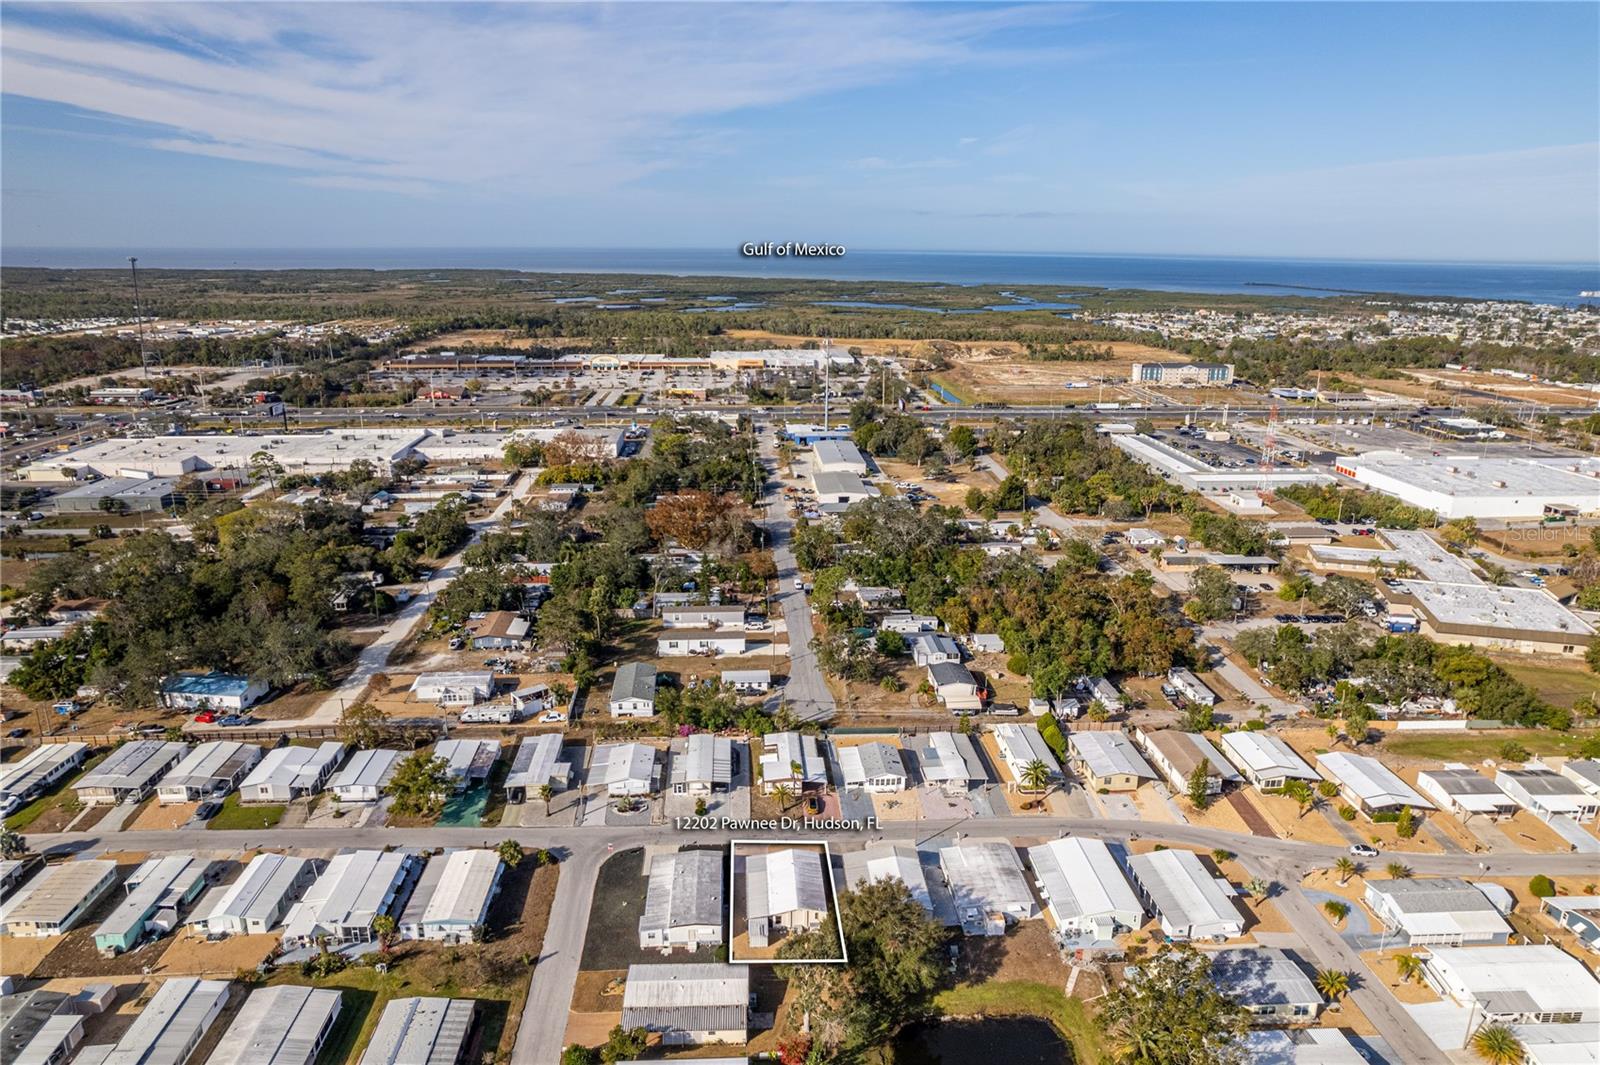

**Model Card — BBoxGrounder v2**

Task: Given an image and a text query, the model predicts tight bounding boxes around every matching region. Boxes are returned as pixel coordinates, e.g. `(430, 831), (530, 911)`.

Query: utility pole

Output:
(821, 340), (832, 431)
(129, 257), (149, 379)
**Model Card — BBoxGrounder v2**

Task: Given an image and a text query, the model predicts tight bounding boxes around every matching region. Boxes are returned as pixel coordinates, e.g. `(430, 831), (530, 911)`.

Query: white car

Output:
(794, 578), (805, 591)
(538, 710), (566, 724)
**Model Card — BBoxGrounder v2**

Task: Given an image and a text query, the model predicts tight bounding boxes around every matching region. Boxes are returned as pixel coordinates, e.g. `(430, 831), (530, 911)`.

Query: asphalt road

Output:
(759, 440), (836, 722)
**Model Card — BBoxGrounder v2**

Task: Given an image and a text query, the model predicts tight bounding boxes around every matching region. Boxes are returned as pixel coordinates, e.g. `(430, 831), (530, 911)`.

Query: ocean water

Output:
(5, 246), (1597, 305)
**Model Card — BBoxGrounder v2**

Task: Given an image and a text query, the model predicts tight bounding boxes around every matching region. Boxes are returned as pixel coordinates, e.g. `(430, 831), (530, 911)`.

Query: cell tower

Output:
(129, 256), (150, 379)
(1261, 401), (1281, 469)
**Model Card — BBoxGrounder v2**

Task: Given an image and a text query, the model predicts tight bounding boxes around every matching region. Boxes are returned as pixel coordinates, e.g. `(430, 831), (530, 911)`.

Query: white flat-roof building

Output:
(0, 742), (88, 813)
(329, 749), (405, 804)
(759, 732), (826, 794)
(1496, 767), (1600, 823)
(1240, 1029), (1367, 1065)
(357, 997), (476, 1065)
(744, 848), (830, 948)
(74, 740), (186, 806)
(811, 438), (869, 475)
(1363, 878), (1512, 946)
(158, 672), (270, 713)
(1334, 451), (1600, 520)
(1110, 432), (1333, 496)
(37, 429), (428, 481)
(992, 723), (1061, 787)
(811, 469), (879, 505)
(431, 738), (500, 793)
(156, 741), (263, 804)
(77, 978), (230, 1065)
(1316, 752), (1432, 816)
(1125, 849), (1244, 941)
(1218, 732), (1320, 791)
(670, 734), (735, 796)
(592, 742), (661, 796)
(188, 853), (320, 937)
(280, 850), (420, 949)
(0, 860), (119, 937)
(239, 742), (345, 803)
(938, 840), (1037, 936)
(503, 734), (573, 804)
(1134, 729), (1239, 795)
(837, 742), (907, 793)
(1562, 759), (1600, 799)
(913, 731), (987, 792)
(1028, 837), (1142, 941)
(409, 671), (495, 706)
(620, 964), (749, 1046)
(880, 612), (939, 634)
(640, 849), (725, 952)
(207, 986), (342, 1065)
(1416, 765), (1517, 820)
(398, 850), (503, 944)
(1207, 947), (1322, 1024)
(1382, 579), (1593, 657)
(1068, 731), (1155, 792)
(1422, 945), (1599, 1029)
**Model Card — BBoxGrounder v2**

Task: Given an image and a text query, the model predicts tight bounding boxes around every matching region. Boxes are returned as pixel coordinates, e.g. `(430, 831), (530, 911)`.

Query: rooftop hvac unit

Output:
(1492, 480), (1507, 489)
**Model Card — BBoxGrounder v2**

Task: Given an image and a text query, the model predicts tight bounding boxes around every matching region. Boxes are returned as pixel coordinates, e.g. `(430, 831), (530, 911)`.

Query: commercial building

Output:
(657, 630), (747, 656)
(1415, 765), (1517, 820)
(992, 723), (1062, 787)
(1068, 731), (1156, 793)
(1315, 752), (1432, 817)
(670, 734), (735, 796)
(911, 731), (987, 793)
(782, 423), (853, 445)
(397, 850), (503, 944)
(744, 848), (830, 948)
(758, 732), (826, 794)
(1333, 451), (1600, 521)
(1134, 729), (1240, 796)
(51, 476), (179, 515)
(837, 742), (907, 793)
(0, 742), (89, 813)
(74, 740), (186, 806)
(1206, 947), (1322, 1024)
(811, 438), (869, 475)
(0, 860), (119, 936)
(207, 986), (343, 1065)
(239, 742), (345, 803)
(156, 742), (262, 804)
(938, 840), (1037, 936)
(330, 749), (405, 804)
(503, 734), (573, 804)
(810, 469), (879, 506)
(1381, 580), (1593, 657)
(1363, 878), (1512, 946)
(620, 964), (749, 1046)
(188, 853), (320, 937)
(1109, 433), (1334, 496)
(1125, 849), (1244, 941)
(357, 997), (476, 1065)
(1496, 767), (1600, 822)
(592, 742), (662, 796)
(74, 978), (230, 1065)
(409, 671), (495, 706)
(639, 849), (725, 952)
(430, 739), (500, 793)
(34, 429), (429, 482)
(94, 855), (210, 955)
(1130, 361), (1235, 386)
(1421, 945), (1598, 1028)
(1218, 732), (1320, 791)
(609, 662), (658, 717)
(280, 849), (421, 949)
(158, 672), (269, 713)
(1027, 837), (1142, 941)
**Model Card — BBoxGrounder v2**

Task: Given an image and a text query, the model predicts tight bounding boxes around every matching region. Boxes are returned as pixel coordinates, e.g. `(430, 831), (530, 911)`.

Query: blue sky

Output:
(2, 2), (1596, 261)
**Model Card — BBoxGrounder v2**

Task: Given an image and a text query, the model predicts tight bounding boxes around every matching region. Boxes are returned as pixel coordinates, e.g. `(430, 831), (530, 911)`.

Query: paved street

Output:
(760, 440), (836, 722)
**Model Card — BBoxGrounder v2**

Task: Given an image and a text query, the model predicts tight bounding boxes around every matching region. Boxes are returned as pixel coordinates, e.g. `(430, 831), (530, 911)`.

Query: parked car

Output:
(193, 712), (217, 724)
(194, 801), (221, 820)
(217, 715), (254, 727)
(1348, 843), (1379, 857)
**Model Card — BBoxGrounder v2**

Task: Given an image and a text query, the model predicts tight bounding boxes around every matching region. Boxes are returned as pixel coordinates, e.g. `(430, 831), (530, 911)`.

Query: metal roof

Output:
(746, 848), (828, 920)
(811, 438), (866, 469)
(1366, 877), (1511, 939)
(1206, 947), (1321, 1007)
(938, 841), (1035, 930)
(1127, 849), (1241, 933)
(0, 860), (117, 928)
(719, 669), (771, 685)
(1027, 837), (1142, 927)
(760, 732), (825, 787)
(77, 741), (187, 792)
(844, 843), (932, 912)
(927, 661), (977, 689)
(207, 985), (343, 1065)
(96, 855), (206, 942)
(330, 749), (404, 791)
(1240, 1029), (1366, 1065)
(358, 997), (475, 1065)
(671, 734), (733, 788)
(1499, 768), (1589, 799)
(1316, 752), (1432, 809)
(915, 732), (986, 785)
(596, 742), (659, 790)
(1426, 945), (1599, 1015)
(1564, 759), (1600, 794)
(1218, 732), (1319, 781)
(504, 734), (570, 791)
(621, 964), (748, 1033)
(640, 850), (724, 937)
(837, 743), (906, 786)
(911, 633), (960, 657)
(1069, 731), (1154, 781)
(1143, 730), (1240, 783)
(99, 978), (230, 1065)
(1416, 766), (1515, 813)
(992, 724), (1061, 777)
(160, 742), (261, 791)
(611, 662), (658, 704)
(160, 672), (256, 698)
(281, 850), (413, 941)
(192, 853), (314, 931)
(416, 850), (501, 929)
(241, 743), (344, 793)
(0, 743), (88, 800)
(432, 739), (500, 780)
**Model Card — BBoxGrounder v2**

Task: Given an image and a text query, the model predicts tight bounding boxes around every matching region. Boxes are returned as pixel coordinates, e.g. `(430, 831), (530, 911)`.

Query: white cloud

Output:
(0, 2), (1073, 198)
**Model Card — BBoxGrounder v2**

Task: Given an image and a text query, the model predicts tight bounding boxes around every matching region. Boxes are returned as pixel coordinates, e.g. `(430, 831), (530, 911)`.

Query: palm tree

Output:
(1323, 899), (1350, 923)
(772, 784), (796, 811)
(495, 839), (524, 868)
(1283, 779), (1315, 819)
(1020, 759), (1053, 795)
(0, 828), (28, 861)
(1386, 861), (1413, 880)
(1394, 953), (1424, 985)
(372, 914), (397, 955)
(1470, 1024), (1525, 1065)
(1334, 857), (1359, 885)
(1314, 969), (1351, 1001)
(538, 783), (554, 806)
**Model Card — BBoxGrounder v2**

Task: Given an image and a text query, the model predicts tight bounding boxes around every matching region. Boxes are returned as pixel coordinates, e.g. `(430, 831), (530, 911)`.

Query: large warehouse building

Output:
(1334, 451), (1600, 520)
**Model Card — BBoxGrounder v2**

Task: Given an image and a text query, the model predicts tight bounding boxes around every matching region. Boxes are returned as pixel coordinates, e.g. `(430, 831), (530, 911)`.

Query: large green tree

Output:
(1099, 946), (1250, 1065)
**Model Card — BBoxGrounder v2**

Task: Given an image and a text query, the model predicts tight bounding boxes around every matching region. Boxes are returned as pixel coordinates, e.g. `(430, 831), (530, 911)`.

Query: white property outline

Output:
(727, 839), (848, 965)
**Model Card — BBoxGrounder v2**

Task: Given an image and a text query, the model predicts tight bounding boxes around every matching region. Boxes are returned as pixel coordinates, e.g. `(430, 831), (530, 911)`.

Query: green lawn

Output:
(3, 748), (108, 831)
(205, 792), (285, 831)
(930, 981), (1108, 1065)
(1379, 728), (1599, 763)
(1493, 656), (1600, 709)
